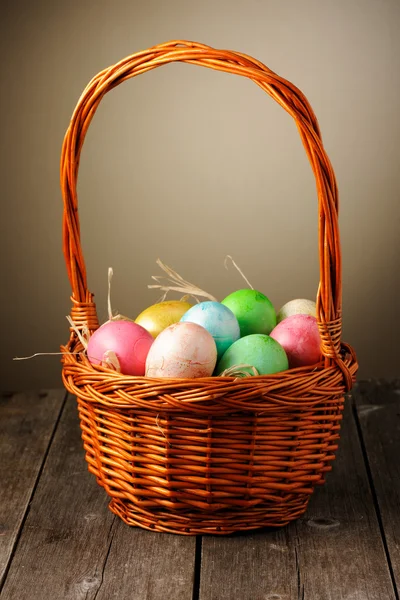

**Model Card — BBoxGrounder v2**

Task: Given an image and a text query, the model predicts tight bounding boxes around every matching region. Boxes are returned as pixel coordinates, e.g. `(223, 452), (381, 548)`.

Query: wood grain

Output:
(199, 395), (397, 600)
(0, 390), (65, 587)
(1, 394), (196, 600)
(91, 522), (196, 600)
(354, 379), (400, 596)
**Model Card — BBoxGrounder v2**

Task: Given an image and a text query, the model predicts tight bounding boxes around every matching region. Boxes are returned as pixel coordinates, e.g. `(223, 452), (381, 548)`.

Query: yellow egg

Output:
(135, 300), (192, 338)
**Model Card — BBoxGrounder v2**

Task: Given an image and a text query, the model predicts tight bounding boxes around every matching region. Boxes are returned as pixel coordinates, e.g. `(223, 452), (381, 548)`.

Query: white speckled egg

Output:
(277, 298), (316, 324)
(145, 321), (217, 378)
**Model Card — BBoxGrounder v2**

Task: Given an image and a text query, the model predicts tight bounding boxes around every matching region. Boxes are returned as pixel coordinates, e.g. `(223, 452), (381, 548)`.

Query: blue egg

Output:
(180, 301), (240, 358)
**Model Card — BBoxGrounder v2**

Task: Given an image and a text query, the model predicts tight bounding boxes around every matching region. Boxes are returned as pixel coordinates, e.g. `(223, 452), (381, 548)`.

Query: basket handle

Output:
(60, 40), (345, 370)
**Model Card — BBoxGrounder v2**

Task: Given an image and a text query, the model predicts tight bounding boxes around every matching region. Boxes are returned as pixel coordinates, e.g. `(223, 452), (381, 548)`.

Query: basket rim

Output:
(61, 340), (357, 412)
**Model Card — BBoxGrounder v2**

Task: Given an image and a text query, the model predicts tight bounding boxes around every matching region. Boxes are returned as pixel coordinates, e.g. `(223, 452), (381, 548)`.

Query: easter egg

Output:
(180, 301), (240, 359)
(221, 289), (276, 337)
(135, 300), (192, 338)
(216, 334), (288, 376)
(270, 314), (321, 368)
(87, 320), (154, 375)
(277, 298), (317, 324)
(145, 321), (217, 378)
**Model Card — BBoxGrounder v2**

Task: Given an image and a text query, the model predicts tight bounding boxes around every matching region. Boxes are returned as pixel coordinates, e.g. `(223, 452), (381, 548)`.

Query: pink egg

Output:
(145, 321), (217, 378)
(87, 320), (154, 376)
(269, 314), (322, 368)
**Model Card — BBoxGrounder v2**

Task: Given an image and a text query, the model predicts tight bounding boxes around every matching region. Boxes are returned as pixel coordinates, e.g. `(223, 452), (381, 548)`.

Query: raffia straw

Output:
(107, 267), (135, 322)
(66, 315), (90, 349)
(13, 352), (83, 361)
(102, 350), (121, 372)
(219, 364), (260, 378)
(107, 267), (113, 321)
(15, 271), (130, 365)
(149, 258), (217, 303)
(224, 255), (254, 289)
(13, 315), (89, 361)
(156, 414), (171, 445)
(14, 350), (120, 368)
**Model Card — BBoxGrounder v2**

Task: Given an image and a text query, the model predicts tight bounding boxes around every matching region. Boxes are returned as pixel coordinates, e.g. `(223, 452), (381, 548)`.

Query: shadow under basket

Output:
(60, 40), (358, 535)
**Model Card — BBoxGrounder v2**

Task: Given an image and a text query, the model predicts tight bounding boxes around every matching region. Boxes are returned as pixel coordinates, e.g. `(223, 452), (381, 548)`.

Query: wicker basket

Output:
(60, 40), (358, 535)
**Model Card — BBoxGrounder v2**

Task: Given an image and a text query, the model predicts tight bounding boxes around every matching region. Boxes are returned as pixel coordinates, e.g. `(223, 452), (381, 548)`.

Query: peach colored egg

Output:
(270, 314), (321, 368)
(145, 321), (217, 378)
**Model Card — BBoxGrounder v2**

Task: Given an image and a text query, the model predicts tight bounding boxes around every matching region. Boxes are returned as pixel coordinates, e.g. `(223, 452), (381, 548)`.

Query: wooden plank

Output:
(91, 523), (197, 600)
(0, 390), (65, 587)
(200, 526), (298, 600)
(354, 379), (400, 596)
(199, 392), (397, 600)
(1, 394), (196, 600)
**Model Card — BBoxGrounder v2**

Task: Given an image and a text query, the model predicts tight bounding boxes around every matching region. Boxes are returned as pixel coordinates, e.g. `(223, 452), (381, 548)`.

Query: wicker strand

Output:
(69, 294), (99, 332)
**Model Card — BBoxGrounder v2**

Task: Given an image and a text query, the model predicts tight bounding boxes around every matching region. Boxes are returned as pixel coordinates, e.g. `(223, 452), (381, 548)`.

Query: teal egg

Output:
(221, 289), (276, 337)
(180, 301), (240, 359)
(216, 334), (288, 376)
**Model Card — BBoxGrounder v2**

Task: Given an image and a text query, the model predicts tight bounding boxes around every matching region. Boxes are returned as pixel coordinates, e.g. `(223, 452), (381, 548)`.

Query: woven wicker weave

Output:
(60, 40), (358, 535)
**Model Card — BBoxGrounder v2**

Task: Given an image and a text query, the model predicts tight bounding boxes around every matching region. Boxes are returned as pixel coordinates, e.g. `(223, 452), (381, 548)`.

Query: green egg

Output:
(221, 289), (276, 336)
(216, 334), (288, 376)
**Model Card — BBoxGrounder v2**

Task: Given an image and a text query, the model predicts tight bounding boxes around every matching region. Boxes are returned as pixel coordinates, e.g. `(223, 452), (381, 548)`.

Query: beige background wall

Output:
(1, 0), (399, 391)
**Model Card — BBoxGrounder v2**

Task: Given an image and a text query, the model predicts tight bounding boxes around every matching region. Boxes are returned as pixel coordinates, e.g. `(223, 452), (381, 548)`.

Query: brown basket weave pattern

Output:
(60, 40), (358, 535)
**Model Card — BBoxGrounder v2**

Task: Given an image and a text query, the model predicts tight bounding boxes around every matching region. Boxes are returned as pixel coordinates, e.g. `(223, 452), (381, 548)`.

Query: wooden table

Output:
(0, 380), (399, 599)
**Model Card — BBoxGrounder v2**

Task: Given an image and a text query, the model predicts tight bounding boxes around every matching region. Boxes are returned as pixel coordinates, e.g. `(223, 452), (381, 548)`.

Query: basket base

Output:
(109, 496), (310, 535)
